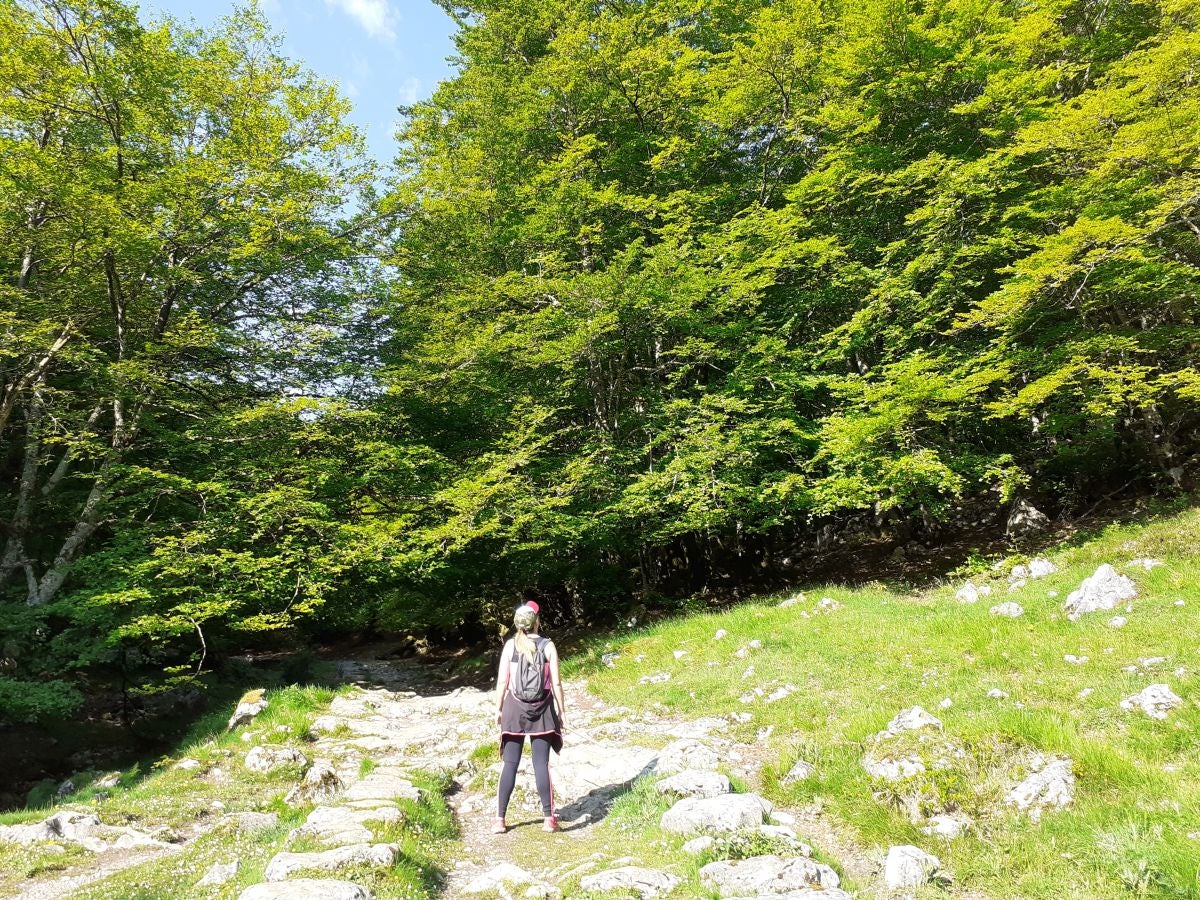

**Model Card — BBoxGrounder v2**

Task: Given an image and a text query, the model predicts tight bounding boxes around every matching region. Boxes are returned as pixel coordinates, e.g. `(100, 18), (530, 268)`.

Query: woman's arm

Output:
(495, 639), (512, 724)
(546, 641), (566, 728)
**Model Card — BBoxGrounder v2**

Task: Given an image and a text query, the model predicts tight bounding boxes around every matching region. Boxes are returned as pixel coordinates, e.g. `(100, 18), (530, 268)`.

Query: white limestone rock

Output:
(1007, 499), (1050, 536)
(245, 745), (308, 774)
(285, 759), (344, 807)
(656, 769), (732, 799)
(920, 813), (971, 840)
(987, 688), (1008, 700)
(227, 694), (269, 731)
(1127, 558), (1163, 570)
(863, 753), (926, 781)
(579, 867), (681, 898)
(1063, 564), (1137, 621)
(197, 860), (239, 886)
(990, 601), (1024, 618)
(683, 835), (716, 854)
(1005, 756), (1075, 822)
(640, 672), (671, 685)
(699, 854), (840, 896)
(344, 767), (422, 803)
(955, 582), (981, 604)
(295, 805), (403, 845)
(1029, 557), (1058, 578)
(884, 845), (942, 891)
(264, 843), (398, 881)
(463, 863), (535, 893)
(881, 706), (942, 737)
(238, 880), (371, 900)
(660, 794), (773, 834)
(656, 739), (720, 775)
(781, 760), (815, 784)
(1121, 684), (1184, 720)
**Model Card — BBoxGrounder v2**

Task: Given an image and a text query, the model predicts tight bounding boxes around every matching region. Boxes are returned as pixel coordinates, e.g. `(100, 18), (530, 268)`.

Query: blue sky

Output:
(144, 0), (459, 162)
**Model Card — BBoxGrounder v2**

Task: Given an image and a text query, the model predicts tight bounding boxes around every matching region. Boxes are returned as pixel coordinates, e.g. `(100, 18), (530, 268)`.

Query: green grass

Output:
(565, 500), (1200, 899)
(0, 684), (458, 899)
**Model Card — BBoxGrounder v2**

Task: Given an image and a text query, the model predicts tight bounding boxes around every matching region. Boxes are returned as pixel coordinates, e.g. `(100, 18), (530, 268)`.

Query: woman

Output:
(494, 600), (566, 833)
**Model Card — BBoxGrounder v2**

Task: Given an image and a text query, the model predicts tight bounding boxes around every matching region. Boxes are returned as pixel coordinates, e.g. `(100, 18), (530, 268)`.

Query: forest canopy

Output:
(2, 0), (1198, 721)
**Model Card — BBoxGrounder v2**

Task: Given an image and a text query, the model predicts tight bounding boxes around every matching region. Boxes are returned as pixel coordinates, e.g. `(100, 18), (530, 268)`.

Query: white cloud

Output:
(398, 77), (422, 105)
(324, 0), (398, 41)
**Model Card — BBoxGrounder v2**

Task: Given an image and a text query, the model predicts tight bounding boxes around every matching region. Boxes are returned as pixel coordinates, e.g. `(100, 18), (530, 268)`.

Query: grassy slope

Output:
(0, 684), (458, 899)
(566, 500), (1200, 899)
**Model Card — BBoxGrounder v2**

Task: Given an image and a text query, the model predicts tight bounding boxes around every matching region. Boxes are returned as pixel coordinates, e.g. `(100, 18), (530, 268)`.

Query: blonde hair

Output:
(513, 605), (540, 662)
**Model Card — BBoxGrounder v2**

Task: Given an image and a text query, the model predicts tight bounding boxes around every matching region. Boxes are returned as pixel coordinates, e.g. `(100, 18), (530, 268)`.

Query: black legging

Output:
(497, 735), (554, 818)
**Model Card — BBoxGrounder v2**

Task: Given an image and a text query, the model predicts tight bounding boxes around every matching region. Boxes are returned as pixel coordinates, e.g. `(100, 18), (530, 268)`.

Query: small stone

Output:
(818, 598), (841, 612)
(766, 684), (796, 703)
(1029, 557), (1058, 578)
(1011, 564), (1030, 580)
(938, 698), (953, 709)
(1007, 499), (1050, 536)
(990, 601), (1024, 618)
(955, 582), (980, 604)
(920, 813), (971, 840)
(1127, 558), (1163, 570)
(1008, 579), (1027, 592)
(95, 772), (121, 789)
(884, 845), (942, 891)
(602, 653), (620, 668)
(1005, 756), (1075, 821)
(1078, 688), (1094, 699)
(881, 706), (942, 737)
(174, 758), (201, 771)
(987, 688), (1008, 699)
(714, 629), (727, 640)
(749, 639), (762, 650)
(674, 650), (687, 659)
(777, 596), (801, 608)
(1120, 684), (1184, 720)
(1175, 600), (1186, 607)
(683, 835), (715, 854)
(781, 760), (815, 784)
(1064, 654), (1088, 665)
(198, 860), (239, 887)
(1108, 616), (1128, 628)
(640, 672), (671, 685)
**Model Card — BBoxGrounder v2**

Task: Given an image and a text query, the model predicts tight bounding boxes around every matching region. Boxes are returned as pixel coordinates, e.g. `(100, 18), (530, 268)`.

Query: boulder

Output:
(1007, 499), (1049, 536)
(285, 759), (343, 806)
(989, 602), (1024, 618)
(227, 690), (269, 731)
(0, 811), (101, 847)
(1063, 564), (1137, 621)
(238, 880), (370, 900)
(1005, 756), (1074, 822)
(660, 794), (772, 834)
(884, 845), (942, 891)
(1120, 684), (1184, 720)
(656, 739), (720, 775)
(955, 582), (980, 604)
(245, 745), (308, 774)
(699, 854), (840, 896)
(579, 867), (681, 898)
(656, 770), (732, 799)
(264, 843), (398, 881)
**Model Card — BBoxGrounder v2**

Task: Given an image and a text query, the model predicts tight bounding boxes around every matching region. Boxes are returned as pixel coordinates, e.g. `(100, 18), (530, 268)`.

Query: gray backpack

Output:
(512, 637), (549, 702)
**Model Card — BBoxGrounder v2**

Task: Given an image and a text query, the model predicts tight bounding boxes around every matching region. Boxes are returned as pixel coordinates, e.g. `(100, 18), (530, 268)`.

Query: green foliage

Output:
(0, 676), (82, 725)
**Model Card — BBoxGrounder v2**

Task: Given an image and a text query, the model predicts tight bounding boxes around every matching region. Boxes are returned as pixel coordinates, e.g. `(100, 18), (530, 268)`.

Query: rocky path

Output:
(4, 656), (959, 899)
